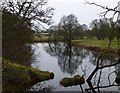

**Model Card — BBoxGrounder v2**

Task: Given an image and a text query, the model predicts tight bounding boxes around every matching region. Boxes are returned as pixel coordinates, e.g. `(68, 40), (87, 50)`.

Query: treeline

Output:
(88, 19), (119, 40)
(47, 14), (120, 41)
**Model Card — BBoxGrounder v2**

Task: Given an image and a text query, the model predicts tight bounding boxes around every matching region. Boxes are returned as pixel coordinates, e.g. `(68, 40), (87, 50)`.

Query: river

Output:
(30, 42), (120, 92)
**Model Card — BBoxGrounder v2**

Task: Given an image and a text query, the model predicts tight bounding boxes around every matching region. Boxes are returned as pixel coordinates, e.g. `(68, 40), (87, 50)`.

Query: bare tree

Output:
(58, 14), (80, 41)
(0, 0), (54, 30)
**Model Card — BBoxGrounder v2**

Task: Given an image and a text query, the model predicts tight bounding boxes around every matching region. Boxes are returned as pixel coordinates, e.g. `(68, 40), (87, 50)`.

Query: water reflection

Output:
(31, 42), (120, 92)
(45, 42), (88, 75)
(29, 82), (54, 92)
(44, 42), (119, 76)
(89, 51), (118, 66)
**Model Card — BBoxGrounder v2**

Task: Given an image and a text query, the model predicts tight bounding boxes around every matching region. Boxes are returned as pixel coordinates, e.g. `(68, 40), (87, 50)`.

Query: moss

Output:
(72, 75), (85, 85)
(2, 60), (54, 91)
(59, 75), (85, 87)
(60, 78), (73, 87)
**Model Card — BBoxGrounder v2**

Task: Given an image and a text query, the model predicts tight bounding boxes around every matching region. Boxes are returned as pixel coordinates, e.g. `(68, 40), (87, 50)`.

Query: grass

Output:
(72, 39), (119, 49)
(31, 35), (119, 53)
(2, 60), (54, 91)
(31, 35), (64, 42)
(32, 35), (49, 42)
(72, 39), (120, 54)
(32, 36), (119, 49)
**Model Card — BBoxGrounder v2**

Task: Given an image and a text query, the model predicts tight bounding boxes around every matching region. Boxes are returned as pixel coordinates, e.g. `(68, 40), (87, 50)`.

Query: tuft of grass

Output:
(59, 75), (85, 87)
(2, 60), (54, 91)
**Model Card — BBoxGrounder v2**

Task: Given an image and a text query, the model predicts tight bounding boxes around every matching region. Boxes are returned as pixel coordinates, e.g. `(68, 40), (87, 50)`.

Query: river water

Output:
(30, 42), (120, 92)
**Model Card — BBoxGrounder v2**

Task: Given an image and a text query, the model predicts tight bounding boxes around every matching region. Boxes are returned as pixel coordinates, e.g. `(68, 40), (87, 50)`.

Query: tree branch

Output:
(85, 1), (120, 13)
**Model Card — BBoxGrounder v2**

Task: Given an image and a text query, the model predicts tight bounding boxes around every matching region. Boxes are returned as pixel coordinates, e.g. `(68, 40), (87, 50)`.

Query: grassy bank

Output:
(32, 35), (49, 42)
(32, 36), (119, 54)
(72, 39), (120, 54)
(2, 60), (54, 91)
(31, 35), (64, 42)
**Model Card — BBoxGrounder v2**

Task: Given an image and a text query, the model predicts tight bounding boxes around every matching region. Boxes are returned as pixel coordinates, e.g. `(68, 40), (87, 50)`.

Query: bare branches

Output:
(86, 84), (120, 91)
(85, 0), (120, 20)
(0, 0), (54, 26)
(85, 1), (120, 92)
(81, 65), (89, 76)
(85, 1), (120, 13)
(107, 71), (116, 85)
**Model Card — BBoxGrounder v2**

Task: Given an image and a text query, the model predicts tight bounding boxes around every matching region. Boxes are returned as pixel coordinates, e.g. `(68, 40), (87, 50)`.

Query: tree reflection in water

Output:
(86, 52), (120, 92)
(45, 42), (86, 75)
(44, 42), (120, 92)
(89, 51), (119, 66)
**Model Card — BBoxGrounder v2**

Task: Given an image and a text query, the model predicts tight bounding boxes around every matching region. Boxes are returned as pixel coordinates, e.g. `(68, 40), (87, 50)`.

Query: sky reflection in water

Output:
(31, 43), (119, 91)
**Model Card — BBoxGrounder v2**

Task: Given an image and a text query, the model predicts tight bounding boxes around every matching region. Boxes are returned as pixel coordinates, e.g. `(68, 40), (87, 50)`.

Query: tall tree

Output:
(90, 19), (100, 40)
(90, 18), (114, 40)
(58, 14), (80, 41)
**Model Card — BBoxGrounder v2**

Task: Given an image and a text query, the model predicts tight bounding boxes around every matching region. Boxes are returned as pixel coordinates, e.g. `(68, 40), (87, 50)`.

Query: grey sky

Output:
(47, 0), (120, 27)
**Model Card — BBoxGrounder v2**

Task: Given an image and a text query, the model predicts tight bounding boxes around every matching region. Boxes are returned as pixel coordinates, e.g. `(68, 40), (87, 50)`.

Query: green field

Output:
(72, 39), (119, 49)
(32, 35), (119, 50)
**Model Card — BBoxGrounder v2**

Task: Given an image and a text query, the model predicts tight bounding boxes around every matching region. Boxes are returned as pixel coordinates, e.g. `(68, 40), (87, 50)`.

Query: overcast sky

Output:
(47, 0), (120, 27)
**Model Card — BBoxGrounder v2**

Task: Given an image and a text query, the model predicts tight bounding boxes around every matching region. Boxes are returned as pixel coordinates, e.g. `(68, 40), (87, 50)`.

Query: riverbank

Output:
(2, 60), (54, 91)
(31, 36), (119, 54)
(31, 35), (64, 43)
(72, 39), (120, 54)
